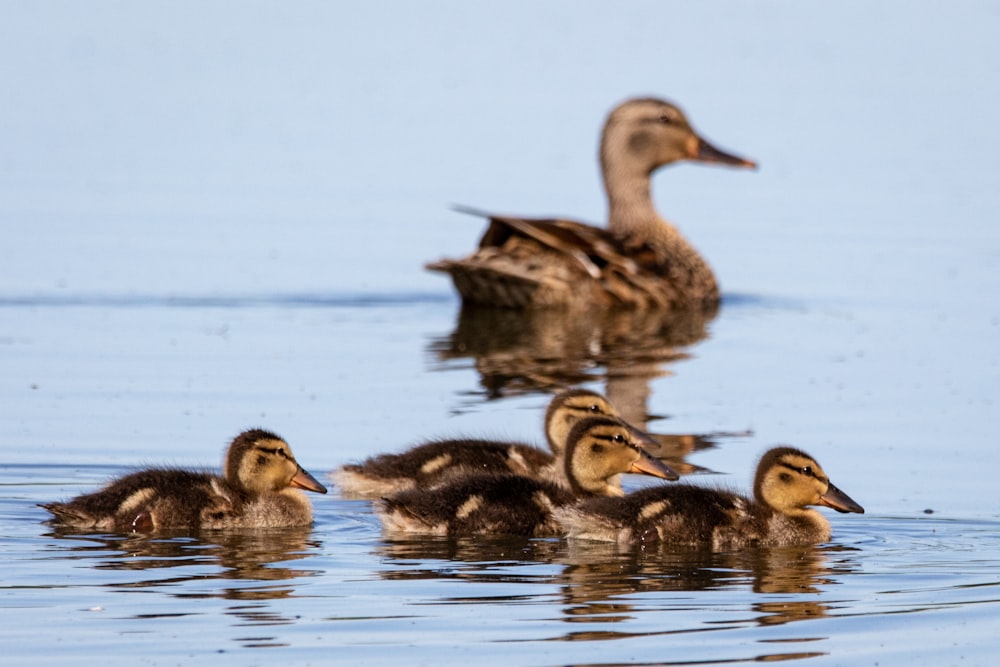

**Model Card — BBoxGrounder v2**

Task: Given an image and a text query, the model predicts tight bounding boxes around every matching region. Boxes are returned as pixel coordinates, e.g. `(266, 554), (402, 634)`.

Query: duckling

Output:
(376, 416), (678, 537)
(331, 388), (645, 497)
(40, 429), (327, 532)
(427, 97), (756, 311)
(556, 446), (863, 549)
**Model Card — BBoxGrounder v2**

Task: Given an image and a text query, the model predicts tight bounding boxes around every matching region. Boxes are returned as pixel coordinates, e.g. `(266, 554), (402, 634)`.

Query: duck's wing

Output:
(428, 209), (668, 308)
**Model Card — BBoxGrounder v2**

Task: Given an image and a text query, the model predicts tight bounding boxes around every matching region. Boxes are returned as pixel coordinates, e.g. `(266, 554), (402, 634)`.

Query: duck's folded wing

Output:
(429, 210), (668, 308)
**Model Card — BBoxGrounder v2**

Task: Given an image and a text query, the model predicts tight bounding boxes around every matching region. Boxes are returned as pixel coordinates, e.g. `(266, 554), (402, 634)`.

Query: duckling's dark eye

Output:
(612, 434), (625, 443)
(589, 404), (600, 412)
(659, 113), (673, 124)
(800, 466), (814, 477)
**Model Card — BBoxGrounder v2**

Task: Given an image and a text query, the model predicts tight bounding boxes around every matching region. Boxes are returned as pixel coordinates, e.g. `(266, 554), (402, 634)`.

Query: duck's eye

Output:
(612, 434), (625, 443)
(659, 113), (673, 124)
(589, 403), (600, 412)
(800, 466), (813, 476)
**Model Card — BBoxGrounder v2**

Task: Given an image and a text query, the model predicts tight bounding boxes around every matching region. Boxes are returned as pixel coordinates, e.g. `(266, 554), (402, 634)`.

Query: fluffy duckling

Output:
(427, 97), (756, 310)
(556, 446), (863, 549)
(376, 416), (678, 537)
(41, 429), (327, 532)
(331, 388), (641, 497)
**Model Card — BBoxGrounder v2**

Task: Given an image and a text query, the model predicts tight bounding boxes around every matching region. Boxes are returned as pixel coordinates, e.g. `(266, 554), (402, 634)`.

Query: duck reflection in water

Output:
(372, 533), (860, 631)
(44, 527), (319, 604)
(557, 541), (861, 631)
(428, 304), (750, 475)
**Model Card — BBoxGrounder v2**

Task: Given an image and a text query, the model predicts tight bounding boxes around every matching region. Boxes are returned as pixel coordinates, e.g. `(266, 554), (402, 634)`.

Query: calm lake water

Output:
(3, 2), (1000, 666)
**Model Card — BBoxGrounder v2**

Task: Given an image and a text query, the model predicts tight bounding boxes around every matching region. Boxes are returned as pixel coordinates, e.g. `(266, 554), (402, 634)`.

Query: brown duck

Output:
(375, 416), (678, 537)
(427, 97), (756, 310)
(556, 446), (864, 548)
(330, 388), (660, 497)
(40, 429), (327, 532)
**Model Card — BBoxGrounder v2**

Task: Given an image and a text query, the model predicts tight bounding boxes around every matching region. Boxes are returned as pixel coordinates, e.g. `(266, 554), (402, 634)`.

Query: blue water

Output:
(2, 2), (1000, 665)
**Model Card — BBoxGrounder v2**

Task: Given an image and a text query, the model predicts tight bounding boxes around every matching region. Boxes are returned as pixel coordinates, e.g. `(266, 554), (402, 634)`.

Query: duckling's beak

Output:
(819, 482), (864, 514)
(291, 466), (328, 494)
(690, 135), (757, 169)
(629, 449), (680, 481)
(627, 426), (665, 457)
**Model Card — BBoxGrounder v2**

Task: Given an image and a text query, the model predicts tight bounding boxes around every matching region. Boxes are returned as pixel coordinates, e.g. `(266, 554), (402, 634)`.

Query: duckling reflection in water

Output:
(40, 429), (327, 532)
(333, 389), (638, 497)
(427, 97), (756, 311)
(376, 416), (678, 537)
(557, 447), (863, 548)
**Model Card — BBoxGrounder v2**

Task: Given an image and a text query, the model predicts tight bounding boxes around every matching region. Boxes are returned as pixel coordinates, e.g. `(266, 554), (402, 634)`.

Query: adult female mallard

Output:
(41, 429), (327, 532)
(427, 97), (755, 310)
(556, 446), (863, 548)
(375, 416), (678, 537)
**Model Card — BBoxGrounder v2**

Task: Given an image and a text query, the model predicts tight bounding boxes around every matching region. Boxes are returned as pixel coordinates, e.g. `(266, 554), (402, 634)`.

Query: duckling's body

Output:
(376, 416), (678, 537)
(427, 98), (755, 311)
(41, 429), (328, 532)
(556, 447), (863, 549)
(331, 389), (629, 497)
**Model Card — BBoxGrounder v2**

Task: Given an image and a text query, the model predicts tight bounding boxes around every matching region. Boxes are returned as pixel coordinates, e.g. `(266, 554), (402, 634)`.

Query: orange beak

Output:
(628, 449), (680, 481)
(690, 135), (757, 169)
(291, 466), (328, 494)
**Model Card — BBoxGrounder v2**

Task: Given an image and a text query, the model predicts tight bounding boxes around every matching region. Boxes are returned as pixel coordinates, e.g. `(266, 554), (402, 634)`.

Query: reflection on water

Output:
(429, 303), (715, 400)
(374, 533), (860, 634)
(43, 526), (321, 647)
(429, 304), (749, 474)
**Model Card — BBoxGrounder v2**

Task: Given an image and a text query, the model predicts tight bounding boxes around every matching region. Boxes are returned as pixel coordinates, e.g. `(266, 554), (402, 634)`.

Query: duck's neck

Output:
(760, 505), (832, 545)
(602, 161), (717, 298)
(603, 161), (660, 241)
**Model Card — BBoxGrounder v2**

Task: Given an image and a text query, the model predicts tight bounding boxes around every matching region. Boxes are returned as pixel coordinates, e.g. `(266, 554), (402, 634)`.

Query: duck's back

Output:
(429, 216), (684, 310)
(333, 439), (555, 497)
(42, 468), (225, 532)
(377, 473), (574, 537)
(558, 484), (766, 548)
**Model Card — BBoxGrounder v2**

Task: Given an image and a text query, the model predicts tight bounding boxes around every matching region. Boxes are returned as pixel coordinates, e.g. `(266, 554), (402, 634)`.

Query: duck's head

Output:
(225, 429), (328, 496)
(754, 447), (864, 516)
(544, 389), (621, 455)
(564, 416), (679, 496)
(600, 97), (756, 178)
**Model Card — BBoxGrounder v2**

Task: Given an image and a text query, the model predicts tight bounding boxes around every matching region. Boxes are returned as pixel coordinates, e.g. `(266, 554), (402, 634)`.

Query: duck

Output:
(40, 428), (328, 532)
(426, 97), (756, 311)
(555, 446), (864, 549)
(331, 388), (667, 497)
(375, 415), (679, 537)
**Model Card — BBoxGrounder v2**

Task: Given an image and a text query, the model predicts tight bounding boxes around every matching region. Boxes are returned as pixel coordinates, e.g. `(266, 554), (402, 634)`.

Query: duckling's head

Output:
(754, 447), (864, 516)
(545, 389), (620, 455)
(564, 416), (679, 497)
(225, 429), (328, 497)
(600, 97), (756, 178)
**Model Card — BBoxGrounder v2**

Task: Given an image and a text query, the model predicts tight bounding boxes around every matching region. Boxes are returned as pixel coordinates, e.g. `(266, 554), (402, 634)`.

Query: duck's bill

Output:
(629, 450), (680, 481)
(691, 136), (757, 169)
(291, 467), (329, 494)
(819, 482), (864, 514)
(628, 425), (666, 455)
